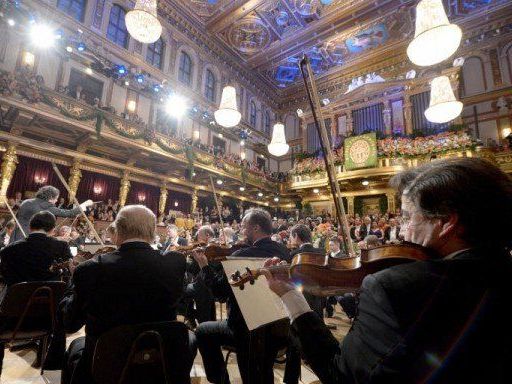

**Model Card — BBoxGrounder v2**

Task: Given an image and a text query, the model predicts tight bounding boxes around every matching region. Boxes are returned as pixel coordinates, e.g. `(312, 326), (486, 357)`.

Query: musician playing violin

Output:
(263, 158), (512, 384)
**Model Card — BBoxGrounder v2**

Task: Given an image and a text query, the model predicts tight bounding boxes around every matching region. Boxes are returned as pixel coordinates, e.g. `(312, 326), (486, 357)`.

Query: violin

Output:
(172, 242), (249, 262)
(229, 242), (435, 295)
(50, 245), (117, 279)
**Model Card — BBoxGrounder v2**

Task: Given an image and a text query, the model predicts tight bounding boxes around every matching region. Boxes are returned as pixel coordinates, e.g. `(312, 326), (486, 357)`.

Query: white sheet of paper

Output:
(222, 258), (287, 331)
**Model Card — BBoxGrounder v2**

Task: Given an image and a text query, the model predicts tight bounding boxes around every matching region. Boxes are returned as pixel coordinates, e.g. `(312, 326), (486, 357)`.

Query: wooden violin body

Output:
(172, 242), (249, 262)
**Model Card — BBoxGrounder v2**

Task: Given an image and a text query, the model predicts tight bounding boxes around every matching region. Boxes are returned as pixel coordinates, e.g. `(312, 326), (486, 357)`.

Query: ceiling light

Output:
(216, 179), (223, 185)
(215, 86), (241, 128)
(425, 76), (463, 123)
(268, 122), (289, 157)
(192, 172), (196, 177)
(218, 133), (223, 138)
(125, 0), (162, 44)
(313, 188), (319, 193)
(174, 201), (179, 207)
(85, 67), (93, 75)
(274, 197), (280, 202)
(240, 140), (245, 146)
(258, 192), (263, 197)
(30, 24), (56, 48)
(165, 95), (187, 118)
(77, 42), (86, 52)
(239, 186), (245, 192)
(117, 65), (127, 74)
(7, 19), (15, 27)
(124, 80), (130, 86)
(407, 0), (462, 66)
(362, 180), (369, 186)
(66, 46), (73, 53)
(136, 74), (144, 83)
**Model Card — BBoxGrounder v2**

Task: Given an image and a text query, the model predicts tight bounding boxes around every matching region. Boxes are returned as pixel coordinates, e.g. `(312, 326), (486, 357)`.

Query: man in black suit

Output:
(264, 158), (512, 383)
(0, 220), (15, 250)
(10, 186), (93, 243)
(0, 211), (71, 286)
(160, 223), (187, 254)
(60, 205), (195, 384)
(194, 208), (289, 384)
(383, 218), (401, 244)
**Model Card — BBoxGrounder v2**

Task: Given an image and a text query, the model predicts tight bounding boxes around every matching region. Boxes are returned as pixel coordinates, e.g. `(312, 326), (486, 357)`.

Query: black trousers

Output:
(183, 280), (216, 324)
(195, 319), (289, 384)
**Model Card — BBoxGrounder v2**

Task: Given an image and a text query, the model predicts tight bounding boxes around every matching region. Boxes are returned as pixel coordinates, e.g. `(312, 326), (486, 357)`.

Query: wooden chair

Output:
(0, 281), (66, 376)
(92, 321), (193, 384)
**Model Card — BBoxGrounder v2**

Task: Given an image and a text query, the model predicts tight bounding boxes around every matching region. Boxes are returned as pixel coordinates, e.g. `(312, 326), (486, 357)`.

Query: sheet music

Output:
(222, 258), (287, 331)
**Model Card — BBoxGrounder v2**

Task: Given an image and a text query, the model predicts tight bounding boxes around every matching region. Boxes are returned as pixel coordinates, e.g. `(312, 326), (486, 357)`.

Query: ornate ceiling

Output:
(169, 0), (506, 94)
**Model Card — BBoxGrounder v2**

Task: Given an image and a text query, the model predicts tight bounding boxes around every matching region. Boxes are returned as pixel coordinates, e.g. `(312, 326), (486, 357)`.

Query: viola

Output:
(229, 242), (435, 295)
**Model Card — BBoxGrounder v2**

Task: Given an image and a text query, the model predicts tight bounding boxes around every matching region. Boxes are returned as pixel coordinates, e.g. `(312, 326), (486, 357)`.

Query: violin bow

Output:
(299, 55), (356, 257)
(2, 196), (27, 238)
(51, 162), (104, 245)
(209, 175), (226, 245)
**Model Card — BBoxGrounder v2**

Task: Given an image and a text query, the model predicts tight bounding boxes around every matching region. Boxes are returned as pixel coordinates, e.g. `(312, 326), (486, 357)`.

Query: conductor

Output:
(10, 186), (93, 243)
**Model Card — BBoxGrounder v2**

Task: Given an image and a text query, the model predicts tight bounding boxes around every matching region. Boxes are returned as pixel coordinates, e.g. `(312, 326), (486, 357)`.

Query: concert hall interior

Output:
(0, 0), (511, 383)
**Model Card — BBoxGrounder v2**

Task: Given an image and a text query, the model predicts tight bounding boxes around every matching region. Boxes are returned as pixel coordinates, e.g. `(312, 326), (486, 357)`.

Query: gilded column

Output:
(403, 98), (413, 135)
(386, 192), (396, 214)
(158, 184), (168, 220)
(67, 159), (82, 203)
(346, 113), (353, 135)
(383, 100), (392, 135)
(346, 196), (355, 216)
(0, 144), (18, 205)
(119, 171), (131, 208)
(190, 188), (198, 214)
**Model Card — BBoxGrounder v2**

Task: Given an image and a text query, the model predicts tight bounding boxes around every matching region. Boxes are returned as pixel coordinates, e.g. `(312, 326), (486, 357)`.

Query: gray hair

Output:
(36, 186), (60, 201)
(197, 225), (215, 239)
(243, 208), (272, 235)
(114, 205), (156, 242)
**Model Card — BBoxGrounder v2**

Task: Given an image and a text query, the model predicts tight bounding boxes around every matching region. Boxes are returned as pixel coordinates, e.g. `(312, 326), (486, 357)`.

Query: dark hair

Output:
(5, 220), (15, 230)
(35, 186), (60, 202)
(244, 208), (272, 235)
(29, 211), (56, 232)
(404, 158), (512, 247)
(290, 224), (312, 243)
(329, 236), (341, 246)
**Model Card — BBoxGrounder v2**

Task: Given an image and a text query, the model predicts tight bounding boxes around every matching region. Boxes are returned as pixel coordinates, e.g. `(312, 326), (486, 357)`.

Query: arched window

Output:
(107, 4), (128, 48)
(57, 0), (87, 22)
(205, 69), (216, 102)
(264, 111), (271, 134)
(146, 38), (164, 69)
(249, 101), (257, 127)
(178, 52), (193, 86)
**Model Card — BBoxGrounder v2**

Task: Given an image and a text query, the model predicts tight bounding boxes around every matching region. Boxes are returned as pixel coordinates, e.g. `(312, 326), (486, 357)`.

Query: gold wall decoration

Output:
(119, 171), (131, 208)
(67, 159), (82, 203)
(159, 184), (168, 218)
(0, 143), (18, 204)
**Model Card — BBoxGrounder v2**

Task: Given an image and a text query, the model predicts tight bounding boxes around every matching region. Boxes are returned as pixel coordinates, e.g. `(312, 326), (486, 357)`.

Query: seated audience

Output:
(384, 218), (401, 243)
(0, 220), (15, 249)
(59, 205), (195, 384)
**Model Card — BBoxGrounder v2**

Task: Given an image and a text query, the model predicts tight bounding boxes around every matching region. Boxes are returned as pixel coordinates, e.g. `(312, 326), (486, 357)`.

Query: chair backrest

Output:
(0, 281), (65, 319)
(92, 321), (192, 384)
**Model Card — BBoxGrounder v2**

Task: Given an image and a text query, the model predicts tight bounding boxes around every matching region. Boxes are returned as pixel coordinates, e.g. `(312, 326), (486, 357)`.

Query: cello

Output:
(229, 55), (433, 294)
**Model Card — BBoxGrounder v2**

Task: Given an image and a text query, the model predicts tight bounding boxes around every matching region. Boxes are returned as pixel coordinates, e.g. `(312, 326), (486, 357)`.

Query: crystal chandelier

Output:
(268, 123), (289, 157)
(407, 0), (462, 66)
(215, 86), (241, 128)
(125, 0), (162, 44)
(425, 76), (463, 124)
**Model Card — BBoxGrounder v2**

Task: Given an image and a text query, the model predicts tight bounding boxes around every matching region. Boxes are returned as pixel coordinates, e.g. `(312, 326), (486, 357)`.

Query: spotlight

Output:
(77, 42), (86, 52)
(7, 19), (15, 27)
(274, 197), (280, 202)
(313, 188), (319, 193)
(192, 172), (196, 177)
(85, 68), (93, 75)
(117, 65), (127, 75)
(258, 192), (263, 197)
(362, 180), (369, 186)
(66, 46), (73, 53)
(124, 80), (130, 86)
(240, 140), (245, 146)
(136, 74), (144, 83)
(30, 24), (56, 48)
(165, 95), (187, 118)
(174, 201), (179, 207)
(218, 133), (223, 138)
(216, 179), (223, 185)
(153, 84), (160, 92)
(239, 186), (245, 192)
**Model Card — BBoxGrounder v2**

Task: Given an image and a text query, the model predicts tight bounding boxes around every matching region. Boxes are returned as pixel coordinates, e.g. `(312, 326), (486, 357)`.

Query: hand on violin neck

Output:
(192, 249), (208, 268)
(261, 258), (294, 297)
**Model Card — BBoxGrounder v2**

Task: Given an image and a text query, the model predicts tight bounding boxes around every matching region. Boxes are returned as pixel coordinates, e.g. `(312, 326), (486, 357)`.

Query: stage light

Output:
(66, 46), (73, 53)
(362, 180), (369, 186)
(30, 23), (56, 48)
(77, 42), (86, 52)
(7, 19), (15, 27)
(407, 0), (462, 66)
(268, 123), (289, 157)
(85, 67), (93, 75)
(239, 186), (245, 192)
(425, 76), (463, 123)
(174, 201), (179, 207)
(124, 80), (130, 86)
(117, 65), (127, 75)
(192, 172), (196, 177)
(136, 74), (144, 83)
(218, 133), (223, 138)
(274, 197), (280, 202)
(217, 179), (223, 185)
(165, 95), (187, 118)
(215, 86), (241, 128)
(258, 192), (263, 197)
(240, 140), (245, 146)
(313, 188), (319, 193)
(153, 84), (160, 92)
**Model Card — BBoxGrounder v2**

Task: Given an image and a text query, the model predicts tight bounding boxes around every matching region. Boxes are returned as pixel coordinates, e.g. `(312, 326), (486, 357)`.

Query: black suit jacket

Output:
(0, 233), (71, 286)
(60, 242), (186, 354)
(11, 198), (81, 243)
(289, 243), (324, 259)
(384, 226), (401, 242)
(200, 237), (289, 331)
(292, 247), (512, 383)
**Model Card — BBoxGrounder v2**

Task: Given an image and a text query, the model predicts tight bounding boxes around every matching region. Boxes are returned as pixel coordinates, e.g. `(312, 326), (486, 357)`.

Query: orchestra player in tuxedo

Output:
(10, 186), (93, 244)
(264, 158), (512, 383)
(193, 208), (289, 384)
(60, 205), (195, 384)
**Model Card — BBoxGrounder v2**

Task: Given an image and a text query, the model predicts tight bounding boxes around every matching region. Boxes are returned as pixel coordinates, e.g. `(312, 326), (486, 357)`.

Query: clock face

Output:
(349, 139), (371, 165)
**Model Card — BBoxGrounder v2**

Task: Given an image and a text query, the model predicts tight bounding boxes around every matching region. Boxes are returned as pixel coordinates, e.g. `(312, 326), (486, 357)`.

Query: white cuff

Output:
(281, 289), (312, 323)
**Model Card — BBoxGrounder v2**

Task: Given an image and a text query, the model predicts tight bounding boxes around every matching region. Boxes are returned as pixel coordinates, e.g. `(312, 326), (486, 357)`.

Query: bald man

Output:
(60, 205), (195, 384)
